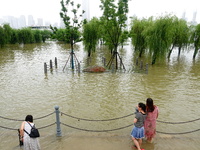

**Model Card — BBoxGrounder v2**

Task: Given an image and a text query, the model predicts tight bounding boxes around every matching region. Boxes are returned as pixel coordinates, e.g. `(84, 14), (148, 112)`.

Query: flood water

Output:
(0, 41), (200, 150)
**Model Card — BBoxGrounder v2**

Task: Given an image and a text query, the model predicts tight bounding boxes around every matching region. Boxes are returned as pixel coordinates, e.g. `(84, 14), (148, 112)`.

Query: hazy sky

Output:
(0, 0), (199, 24)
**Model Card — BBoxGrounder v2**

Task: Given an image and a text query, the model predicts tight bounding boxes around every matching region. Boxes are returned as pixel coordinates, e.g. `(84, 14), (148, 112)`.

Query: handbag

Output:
(24, 122), (40, 138)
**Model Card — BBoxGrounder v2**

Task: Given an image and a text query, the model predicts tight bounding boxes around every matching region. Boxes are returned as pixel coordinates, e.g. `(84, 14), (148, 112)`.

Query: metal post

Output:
(78, 63), (80, 73)
(102, 57), (106, 67)
(55, 106), (62, 136)
(146, 63), (148, 74)
(111, 63), (115, 73)
(140, 61), (143, 69)
(55, 57), (57, 68)
(44, 62), (47, 74)
(136, 58), (138, 66)
(50, 60), (53, 71)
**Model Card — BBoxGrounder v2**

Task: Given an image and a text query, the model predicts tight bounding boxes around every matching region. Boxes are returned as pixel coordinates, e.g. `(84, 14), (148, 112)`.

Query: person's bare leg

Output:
(132, 137), (141, 150)
(138, 138), (142, 147)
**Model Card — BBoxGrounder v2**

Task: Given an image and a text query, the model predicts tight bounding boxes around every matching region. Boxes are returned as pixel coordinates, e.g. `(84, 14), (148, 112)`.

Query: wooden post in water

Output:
(136, 58), (138, 66)
(102, 57), (106, 67)
(140, 61), (143, 69)
(44, 62), (47, 74)
(50, 60), (53, 71)
(111, 63), (115, 73)
(55, 57), (57, 68)
(78, 62), (80, 73)
(146, 63), (148, 74)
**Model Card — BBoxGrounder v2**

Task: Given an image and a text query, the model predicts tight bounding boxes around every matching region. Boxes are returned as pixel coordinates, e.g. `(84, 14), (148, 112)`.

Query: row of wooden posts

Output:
(44, 57), (148, 74)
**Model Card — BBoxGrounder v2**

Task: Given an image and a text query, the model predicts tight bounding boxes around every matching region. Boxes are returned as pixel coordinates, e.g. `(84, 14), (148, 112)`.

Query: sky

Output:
(0, 0), (199, 24)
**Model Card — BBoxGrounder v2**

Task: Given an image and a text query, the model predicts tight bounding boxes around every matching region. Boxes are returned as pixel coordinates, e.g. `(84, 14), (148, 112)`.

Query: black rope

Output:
(34, 112), (55, 120)
(0, 125), (17, 131)
(61, 123), (200, 134)
(61, 122), (133, 132)
(0, 112), (55, 122)
(61, 112), (134, 121)
(157, 118), (200, 124)
(37, 122), (56, 129)
(156, 128), (200, 135)
(61, 112), (200, 124)
(0, 122), (56, 131)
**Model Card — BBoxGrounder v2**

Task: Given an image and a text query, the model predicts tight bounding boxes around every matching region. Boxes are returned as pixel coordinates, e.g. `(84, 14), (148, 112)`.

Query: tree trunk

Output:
(193, 48), (198, 59)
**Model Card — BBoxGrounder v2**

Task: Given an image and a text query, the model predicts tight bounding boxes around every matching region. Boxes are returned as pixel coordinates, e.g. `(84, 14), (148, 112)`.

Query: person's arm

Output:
(20, 121), (25, 140)
(156, 106), (159, 119)
(134, 118), (138, 123)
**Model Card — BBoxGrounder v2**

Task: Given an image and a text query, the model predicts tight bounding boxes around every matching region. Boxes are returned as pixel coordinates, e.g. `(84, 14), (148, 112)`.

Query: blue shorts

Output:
(131, 126), (145, 139)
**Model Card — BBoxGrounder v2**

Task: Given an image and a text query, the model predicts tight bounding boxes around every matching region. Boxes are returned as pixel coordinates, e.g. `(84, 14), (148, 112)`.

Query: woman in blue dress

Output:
(131, 103), (146, 150)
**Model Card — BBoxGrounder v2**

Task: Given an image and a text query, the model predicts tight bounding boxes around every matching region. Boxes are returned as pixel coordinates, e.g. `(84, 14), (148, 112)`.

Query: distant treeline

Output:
(0, 24), (52, 47)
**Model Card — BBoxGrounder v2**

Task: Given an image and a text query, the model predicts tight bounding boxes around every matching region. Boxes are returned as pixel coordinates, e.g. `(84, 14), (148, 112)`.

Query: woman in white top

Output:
(20, 115), (41, 150)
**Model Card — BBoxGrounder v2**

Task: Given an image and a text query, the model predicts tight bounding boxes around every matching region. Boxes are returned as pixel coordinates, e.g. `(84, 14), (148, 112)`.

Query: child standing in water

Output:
(131, 103), (146, 150)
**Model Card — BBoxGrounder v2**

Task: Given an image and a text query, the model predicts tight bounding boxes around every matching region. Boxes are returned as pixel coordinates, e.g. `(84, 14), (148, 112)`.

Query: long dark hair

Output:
(146, 98), (155, 112)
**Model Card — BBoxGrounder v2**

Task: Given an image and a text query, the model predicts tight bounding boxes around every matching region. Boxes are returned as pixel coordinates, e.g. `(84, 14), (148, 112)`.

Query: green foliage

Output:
(130, 17), (152, 57)
(18, 28), (35, 44)
(32, 30), (42, 43)
(10, 29), (19, 44)
(167, 17), (189, 58)
(0, 26), (6, 47)
(143, 15), (176, 64)
(41, 30), (52, 42)
(59, 0), (84, 47)
(82, 17), (101, 57)
(3, 24), (13, 44)
(119, 29), (129, 48)
(100, 0), (129, 52)
(190, 24), (200, 59)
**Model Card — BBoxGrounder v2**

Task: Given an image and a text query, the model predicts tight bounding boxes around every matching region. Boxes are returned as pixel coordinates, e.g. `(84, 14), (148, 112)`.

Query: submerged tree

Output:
(167, 17), (189, 59)
(82, 17), (101, 57)
(190, 24), (200, 59)
(100, 0), (129, 70)
(144, 15), (175, 64)
(130, 17), (152, 58)
(60, 0), (85, 70)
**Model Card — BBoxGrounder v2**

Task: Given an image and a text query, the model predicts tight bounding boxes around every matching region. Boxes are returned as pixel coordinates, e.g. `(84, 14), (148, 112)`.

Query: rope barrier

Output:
(0, 111), (200, 135)
(0, 112), (54, 122)
(156, 128), (200, 135)
(61, 122), (133, 132)
(0, 122), (56, 131)
(34, 112), (55, 120)
(61, 112), (134, 121)
(61, 111), (200, 124)
(157, 118), (200, 124)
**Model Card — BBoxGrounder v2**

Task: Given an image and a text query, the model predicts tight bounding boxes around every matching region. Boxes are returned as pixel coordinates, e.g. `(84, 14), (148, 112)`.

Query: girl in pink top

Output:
(144, 98), (159, 143)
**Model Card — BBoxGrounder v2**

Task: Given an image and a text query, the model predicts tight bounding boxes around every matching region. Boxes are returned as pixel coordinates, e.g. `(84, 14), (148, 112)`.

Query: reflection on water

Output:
(0, 41), (200, 150)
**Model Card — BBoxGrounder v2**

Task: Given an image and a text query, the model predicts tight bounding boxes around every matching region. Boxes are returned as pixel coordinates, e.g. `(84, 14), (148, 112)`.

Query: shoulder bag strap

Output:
(23, 122), (33, 135)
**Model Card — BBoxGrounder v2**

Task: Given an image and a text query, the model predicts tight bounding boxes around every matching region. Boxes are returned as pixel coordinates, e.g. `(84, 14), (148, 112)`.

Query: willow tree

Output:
(18, 28), (34, 44)
(100, 0), (129, 70)
(130, 17), (153, 58)
(60, 0), (85, 70)
(167, 17), (189, 59)
(145, 15), (174, 64)
(82, 17), (101, 57)
(190, 24), (200, 59)
(0, 26), (6, 47)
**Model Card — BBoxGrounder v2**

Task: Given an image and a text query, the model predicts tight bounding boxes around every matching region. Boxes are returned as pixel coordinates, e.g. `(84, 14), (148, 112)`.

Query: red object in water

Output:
(83, 66), (106, 73)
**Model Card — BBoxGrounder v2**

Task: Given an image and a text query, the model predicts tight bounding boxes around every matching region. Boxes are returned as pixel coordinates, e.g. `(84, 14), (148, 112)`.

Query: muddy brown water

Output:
(0, 41), (200, 150)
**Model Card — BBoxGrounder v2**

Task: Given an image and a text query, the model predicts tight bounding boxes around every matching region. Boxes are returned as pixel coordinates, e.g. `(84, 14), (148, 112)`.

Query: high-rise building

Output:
(37, 18), (43, 26)
(82, 0), (90, 21)
(191, 11), (197, 25)
(181, 11), (187, 22)
(28, 15), (35, 26)
(18, 15), (26, 28)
